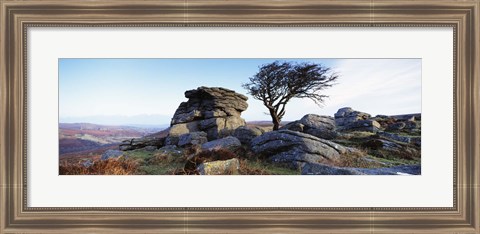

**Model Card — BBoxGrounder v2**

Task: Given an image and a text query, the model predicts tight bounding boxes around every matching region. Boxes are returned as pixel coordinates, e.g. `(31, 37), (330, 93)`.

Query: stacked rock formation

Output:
(166, 87), (248, 145)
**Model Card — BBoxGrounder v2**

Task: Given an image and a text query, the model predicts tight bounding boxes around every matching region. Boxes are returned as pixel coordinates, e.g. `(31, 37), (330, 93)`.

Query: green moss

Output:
(370, 155), (420, 166)
(122, 148), (187, 175)
(123, 150), (155, 161)
(138, 163), (184, 175)
(241, 160), (301, 175)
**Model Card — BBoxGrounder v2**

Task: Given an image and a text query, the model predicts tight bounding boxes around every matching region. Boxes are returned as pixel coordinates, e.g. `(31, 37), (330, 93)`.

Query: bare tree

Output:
(242, 61), (338, 130)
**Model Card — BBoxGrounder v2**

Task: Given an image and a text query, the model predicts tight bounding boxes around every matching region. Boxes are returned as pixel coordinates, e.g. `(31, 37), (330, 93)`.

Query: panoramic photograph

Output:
(59, 58), (421, 175)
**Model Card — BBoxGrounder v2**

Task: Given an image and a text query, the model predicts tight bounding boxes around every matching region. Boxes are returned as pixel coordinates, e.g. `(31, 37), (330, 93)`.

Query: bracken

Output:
(59, 158), (139, 175)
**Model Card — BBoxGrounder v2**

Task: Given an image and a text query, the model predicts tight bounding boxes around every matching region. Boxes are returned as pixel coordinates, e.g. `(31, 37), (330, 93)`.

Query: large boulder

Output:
(233, 126), (265, 145)
(280, 114), (337, 139)
(334, 107), (371, 127)
(201, 136), (242, 150)
(167, 87), (248, 144)
(251, 130), (354, 166)
(119, 137), (165, 151)
(196, 158), (240, 175)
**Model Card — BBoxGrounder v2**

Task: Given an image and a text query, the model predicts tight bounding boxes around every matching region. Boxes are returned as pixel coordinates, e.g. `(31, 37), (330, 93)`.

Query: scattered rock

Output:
(82, 160), (93, 168)
(101, 149), (124, 160)
(167, 87), (248, 142)
(363, 138), (420, 159)
(403, 120), (420, 130)
(300, 162), (364, 175)
(177, 131), (208, 147)
(343, 119), (381, 132)
(334, 107), (371, 127)
(390, 113), (421, 121)
(377, 131), (420, 145)
(364, 139), (403, 151)
(201, 136), (242, 150)
(386, 122), (406, 131)
(119, 137), (165, 151)
(196, 158), (240, 175)
(232, 126), (265, 145)
(251, 130), (352, 165)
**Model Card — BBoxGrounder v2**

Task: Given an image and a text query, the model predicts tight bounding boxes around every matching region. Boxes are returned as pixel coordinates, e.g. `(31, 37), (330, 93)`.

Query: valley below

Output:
(59, 123), (164, 162)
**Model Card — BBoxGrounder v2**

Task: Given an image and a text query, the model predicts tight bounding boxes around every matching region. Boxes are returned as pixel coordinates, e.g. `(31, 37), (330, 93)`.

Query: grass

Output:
(371, 155), (420, 166)
(239, 159), (300, 175)
(130, 147), (187, 175)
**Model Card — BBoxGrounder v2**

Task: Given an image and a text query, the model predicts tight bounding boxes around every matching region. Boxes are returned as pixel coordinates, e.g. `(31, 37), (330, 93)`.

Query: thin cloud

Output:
(321, 59), (421, 116)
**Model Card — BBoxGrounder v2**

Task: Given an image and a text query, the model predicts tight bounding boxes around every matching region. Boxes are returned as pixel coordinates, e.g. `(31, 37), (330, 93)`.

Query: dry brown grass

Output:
(238, 159), (269, 175)
(334, 148), (383, 168)
(59, 158), (139, 175)
(179, 148), (238, 175)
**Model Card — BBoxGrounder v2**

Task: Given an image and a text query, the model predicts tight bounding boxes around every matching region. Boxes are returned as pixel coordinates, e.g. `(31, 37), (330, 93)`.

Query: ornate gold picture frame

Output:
(1, 0), (478, 233)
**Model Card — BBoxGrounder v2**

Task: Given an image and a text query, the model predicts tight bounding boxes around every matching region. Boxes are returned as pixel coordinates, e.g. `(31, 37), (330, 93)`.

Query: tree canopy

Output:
(242, 61), (338, 130)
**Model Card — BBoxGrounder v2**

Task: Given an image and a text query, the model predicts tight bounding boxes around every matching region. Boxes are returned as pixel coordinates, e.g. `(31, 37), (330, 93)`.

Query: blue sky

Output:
(59, 58), (421, 126)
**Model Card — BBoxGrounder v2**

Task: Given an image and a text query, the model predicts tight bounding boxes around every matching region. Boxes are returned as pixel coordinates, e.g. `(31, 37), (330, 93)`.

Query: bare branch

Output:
(243, 60), (338, 130)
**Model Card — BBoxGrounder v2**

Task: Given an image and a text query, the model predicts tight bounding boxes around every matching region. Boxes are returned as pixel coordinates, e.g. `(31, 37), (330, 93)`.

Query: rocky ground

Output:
(60, 86), (421, 175)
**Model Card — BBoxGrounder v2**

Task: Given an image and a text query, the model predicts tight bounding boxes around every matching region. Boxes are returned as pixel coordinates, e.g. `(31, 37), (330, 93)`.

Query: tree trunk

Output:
(271, 115), (280, 130)
(268, 108), (281, 130)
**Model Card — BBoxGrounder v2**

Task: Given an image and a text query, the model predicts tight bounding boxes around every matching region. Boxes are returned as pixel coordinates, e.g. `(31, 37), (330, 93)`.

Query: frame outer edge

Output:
(0, 0), (5, 231)
(473, 1), (479, 232)
(1, 0), (479, 233)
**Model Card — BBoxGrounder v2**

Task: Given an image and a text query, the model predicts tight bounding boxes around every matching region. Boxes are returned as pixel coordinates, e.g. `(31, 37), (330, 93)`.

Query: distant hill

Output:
(59, 122), (166, 131)
(59, 114), (172, 127)
(59, 123), (164, 157)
